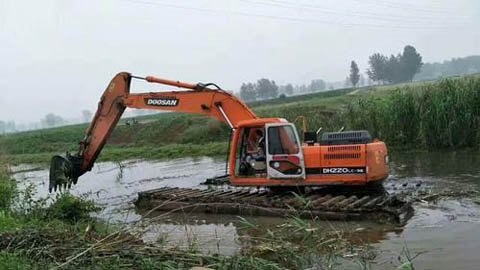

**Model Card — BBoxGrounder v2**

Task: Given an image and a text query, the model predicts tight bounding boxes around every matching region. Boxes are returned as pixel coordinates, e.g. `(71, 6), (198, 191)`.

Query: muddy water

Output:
(11, 152), (480, 269)
(377, 152), (480, 270)
(11, 158), (225, 222)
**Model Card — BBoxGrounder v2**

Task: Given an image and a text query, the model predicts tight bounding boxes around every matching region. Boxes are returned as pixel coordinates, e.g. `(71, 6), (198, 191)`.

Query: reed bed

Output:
(345, 76), (480, 149)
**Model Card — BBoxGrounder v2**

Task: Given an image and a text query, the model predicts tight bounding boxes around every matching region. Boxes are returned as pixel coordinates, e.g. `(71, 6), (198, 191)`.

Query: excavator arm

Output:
(49, 72), (257, 192)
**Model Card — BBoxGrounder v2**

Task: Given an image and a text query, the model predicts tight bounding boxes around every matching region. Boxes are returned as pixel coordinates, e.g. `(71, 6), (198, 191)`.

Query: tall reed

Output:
(345, 76), (480, 149)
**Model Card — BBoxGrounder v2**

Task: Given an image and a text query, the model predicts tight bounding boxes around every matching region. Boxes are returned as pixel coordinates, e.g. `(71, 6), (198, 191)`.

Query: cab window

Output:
(267, 125), (299, 155)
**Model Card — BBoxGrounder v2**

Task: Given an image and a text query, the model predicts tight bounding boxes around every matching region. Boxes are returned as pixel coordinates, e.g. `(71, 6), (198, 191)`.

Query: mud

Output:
(10, 151), (480, 268)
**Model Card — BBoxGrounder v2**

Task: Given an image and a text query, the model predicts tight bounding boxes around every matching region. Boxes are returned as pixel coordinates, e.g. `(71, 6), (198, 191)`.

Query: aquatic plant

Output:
(346, 76), (480, 149)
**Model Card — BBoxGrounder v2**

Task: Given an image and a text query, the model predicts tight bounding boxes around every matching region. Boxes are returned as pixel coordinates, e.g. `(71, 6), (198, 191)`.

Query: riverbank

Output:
(5, 142), (228, 166)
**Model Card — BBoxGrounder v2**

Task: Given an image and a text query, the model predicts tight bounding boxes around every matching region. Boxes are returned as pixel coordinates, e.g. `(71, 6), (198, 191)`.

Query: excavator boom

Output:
(49, 72), (257, 192)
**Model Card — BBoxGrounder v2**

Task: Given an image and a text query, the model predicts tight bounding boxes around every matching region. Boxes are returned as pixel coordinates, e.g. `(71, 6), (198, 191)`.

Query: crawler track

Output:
(136, 187), (413, 224)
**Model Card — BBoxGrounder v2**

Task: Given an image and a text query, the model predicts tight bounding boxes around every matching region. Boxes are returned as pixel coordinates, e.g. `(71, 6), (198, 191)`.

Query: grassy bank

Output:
(1, 75), (479, 165)
(0, 113), (231, 165)
(0, 113), (231, 155)
(5, 142), (228, 166)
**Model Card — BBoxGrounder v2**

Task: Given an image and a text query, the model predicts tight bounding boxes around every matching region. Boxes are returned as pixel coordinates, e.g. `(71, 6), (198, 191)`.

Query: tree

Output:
(415, 55), (480, 81)
(240, 83), (257, 102)
(284, 84), (294, 96)
(0, 121), (5, 134)
(349, 61), (360, 88)
(296, 84), (308, 94)
(43, 113), (65, 127)
(308, 79), (326, 92)
(367, 76), (372, 86)
(359, 74), (365, 87)
(344, 76), (352, 88)
(270, 80), (279, 98)
(366, 53), (388, 84)
(385, 54), (402, 84)
(256, 78), (278, 99)
(365, 45), (423, 84)
(82, 110), (93, 122)
(401, 45), (423, 81)
(6, 121), (15, 133)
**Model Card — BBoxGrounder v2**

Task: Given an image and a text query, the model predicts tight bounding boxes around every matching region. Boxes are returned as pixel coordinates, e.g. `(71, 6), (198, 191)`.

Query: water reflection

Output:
(389, 151), (480, 185)
(133, 209), (404, 256)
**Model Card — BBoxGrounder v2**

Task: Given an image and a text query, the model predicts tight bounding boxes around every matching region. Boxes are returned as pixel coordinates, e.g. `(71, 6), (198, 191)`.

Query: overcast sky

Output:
(1, 0), (479, 124)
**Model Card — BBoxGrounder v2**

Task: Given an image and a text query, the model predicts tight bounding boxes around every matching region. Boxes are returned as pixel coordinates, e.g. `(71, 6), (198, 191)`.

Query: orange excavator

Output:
(49, 72), (389, 192)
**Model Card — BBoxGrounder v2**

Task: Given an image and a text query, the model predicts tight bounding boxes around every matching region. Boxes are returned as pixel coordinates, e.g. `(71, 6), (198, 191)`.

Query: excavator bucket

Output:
(49, 154), (82, 192)
(48, 72), (131, 192)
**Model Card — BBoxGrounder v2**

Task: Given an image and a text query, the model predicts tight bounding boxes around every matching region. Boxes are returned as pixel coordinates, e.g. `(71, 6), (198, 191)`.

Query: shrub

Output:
(0, 180), (15, 211)
(44, 193), (101, 223)
(0, 161), (15, 211)
(0, 252), (30, 270)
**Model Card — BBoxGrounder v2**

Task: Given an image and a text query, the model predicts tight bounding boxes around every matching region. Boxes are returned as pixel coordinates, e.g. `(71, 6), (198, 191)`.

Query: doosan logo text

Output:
(145, 98), (179, 107)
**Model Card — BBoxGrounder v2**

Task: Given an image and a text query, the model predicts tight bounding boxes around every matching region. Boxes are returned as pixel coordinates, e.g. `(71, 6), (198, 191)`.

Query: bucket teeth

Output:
(49, 154), (82, 193)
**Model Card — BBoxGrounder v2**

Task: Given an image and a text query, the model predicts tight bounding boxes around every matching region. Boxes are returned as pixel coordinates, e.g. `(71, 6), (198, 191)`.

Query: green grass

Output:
(0, 113), (230, 155)
(0, 210), (23, 231)
(1, 112), (231, 164)
(0, 252), (31, 270)
(5, 142), (228, 166)
(0, 157), (16, 210)
(248, 86), (357, 107)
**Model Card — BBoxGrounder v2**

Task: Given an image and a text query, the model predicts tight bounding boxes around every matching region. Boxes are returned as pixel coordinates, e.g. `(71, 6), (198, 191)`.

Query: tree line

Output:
(241, 45), (424, 102)
(350, 48), (480, 86)
(363, 45), (423, 85)
(240, 79), (278, 102)
(0, 110), (95, 134)
(240, 78), (328, 102)
(0, 121), (16, 134)
(415, 55), (480, 81)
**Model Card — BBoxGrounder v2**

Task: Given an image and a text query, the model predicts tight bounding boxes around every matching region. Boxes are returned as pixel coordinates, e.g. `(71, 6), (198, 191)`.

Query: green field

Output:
(1, 74), (479, 165)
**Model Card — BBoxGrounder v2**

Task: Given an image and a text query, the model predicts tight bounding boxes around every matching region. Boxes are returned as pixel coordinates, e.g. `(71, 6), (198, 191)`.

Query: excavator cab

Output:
(236, 126), (267, 177)
(233, 120), (305, 181)
(265, 123), (305, 179)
